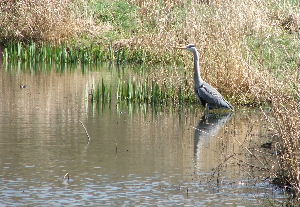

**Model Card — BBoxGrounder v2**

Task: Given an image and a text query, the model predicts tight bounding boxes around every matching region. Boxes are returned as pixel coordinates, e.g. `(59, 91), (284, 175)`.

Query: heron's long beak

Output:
(174, 46), (186, 49)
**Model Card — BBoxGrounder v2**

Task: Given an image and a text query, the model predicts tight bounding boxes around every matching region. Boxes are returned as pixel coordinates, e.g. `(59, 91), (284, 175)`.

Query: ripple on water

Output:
(0, 67), (286, 206)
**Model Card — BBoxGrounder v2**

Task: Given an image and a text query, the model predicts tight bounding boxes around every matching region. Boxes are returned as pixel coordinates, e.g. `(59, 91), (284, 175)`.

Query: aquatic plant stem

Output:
(64, 172), (70, 181)
(234, 138), (265, 167)
(79, 120), (91, 143)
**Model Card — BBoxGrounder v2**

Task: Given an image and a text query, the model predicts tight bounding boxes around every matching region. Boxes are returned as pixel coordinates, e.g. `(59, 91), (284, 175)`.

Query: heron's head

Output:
(176, 44), (197, 52)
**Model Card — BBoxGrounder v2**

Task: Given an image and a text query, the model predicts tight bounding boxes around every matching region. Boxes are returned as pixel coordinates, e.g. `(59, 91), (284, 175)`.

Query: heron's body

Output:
(178, 44), (233, 110)
(195, 81), (233, 110)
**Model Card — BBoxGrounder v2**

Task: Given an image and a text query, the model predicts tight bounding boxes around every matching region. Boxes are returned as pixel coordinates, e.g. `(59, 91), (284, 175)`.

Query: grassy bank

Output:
(1, 0), (298, 105)
(0, 0), (299, 198)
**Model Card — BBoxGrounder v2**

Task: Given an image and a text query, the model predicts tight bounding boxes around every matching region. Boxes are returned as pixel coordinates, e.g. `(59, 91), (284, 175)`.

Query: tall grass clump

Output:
(0, 0), (106, 43)
(267, 94), (300, 199)
(0, 0), (76, 43)
(93, 79), (112, 104)
(116, 78), (196, 105)
(2, 41), (156, 64)
(2, 42), (111, 64)
(256, 62), (300, 197)
(92, 74), (196, 106)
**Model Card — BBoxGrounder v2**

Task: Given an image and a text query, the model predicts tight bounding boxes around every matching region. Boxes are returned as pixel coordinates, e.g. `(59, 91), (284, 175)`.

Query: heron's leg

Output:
(204, 103), (209, 118)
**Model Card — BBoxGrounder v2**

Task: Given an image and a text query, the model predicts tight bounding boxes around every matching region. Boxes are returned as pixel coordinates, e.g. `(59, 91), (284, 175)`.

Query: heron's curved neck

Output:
(192, 49), (203, 88)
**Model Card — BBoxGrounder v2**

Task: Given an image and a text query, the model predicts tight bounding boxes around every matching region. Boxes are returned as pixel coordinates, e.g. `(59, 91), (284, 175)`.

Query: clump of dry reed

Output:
(256, 60), (300, 197)
(125, 0), (298, 104)
(265, 91), (300, 197)
(0, 0), (105, 44)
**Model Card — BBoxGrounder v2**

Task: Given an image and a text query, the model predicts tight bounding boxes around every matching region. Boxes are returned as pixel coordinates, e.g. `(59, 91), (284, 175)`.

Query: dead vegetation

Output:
(265, 91), (300, 199)
(0, 0), (106, 44)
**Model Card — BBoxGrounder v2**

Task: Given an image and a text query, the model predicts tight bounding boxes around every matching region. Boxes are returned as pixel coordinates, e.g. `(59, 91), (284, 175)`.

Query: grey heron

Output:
(177, 44), (233, 110)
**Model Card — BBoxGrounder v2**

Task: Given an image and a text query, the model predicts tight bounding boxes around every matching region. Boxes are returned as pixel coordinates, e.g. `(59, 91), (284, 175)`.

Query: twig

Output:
(63, 172), (70, 181)
(232, 157), (269, 171)
(79, 120), (91, 143)
(234, 138), (265, 167)
(209, 154), (235, 183)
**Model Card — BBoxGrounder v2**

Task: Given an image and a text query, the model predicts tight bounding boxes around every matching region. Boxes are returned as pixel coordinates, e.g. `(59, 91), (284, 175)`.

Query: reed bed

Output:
(2, 41), (155, 64)
(92, 76), (196, 105)
(94, 79), (112, 104)
(0, 0), (107, 43)
(117, 78), (196, 105)
(0, 0), (77, 43)
(2, 42), (116, 64)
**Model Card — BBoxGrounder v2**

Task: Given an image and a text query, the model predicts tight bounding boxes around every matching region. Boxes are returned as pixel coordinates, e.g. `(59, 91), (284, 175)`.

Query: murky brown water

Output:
(0, 64), (284, 206)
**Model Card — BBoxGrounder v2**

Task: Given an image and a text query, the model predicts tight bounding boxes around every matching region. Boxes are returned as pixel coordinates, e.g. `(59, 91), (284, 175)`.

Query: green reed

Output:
(3, 42), (105, 64)
(93, 79), (112, 104)
(93, 77), (196, 106)
(2, 42), (155, 65)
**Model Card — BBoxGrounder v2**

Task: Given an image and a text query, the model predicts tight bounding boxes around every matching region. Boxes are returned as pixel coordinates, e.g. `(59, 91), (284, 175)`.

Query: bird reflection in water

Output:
(193, 113), (233, 172)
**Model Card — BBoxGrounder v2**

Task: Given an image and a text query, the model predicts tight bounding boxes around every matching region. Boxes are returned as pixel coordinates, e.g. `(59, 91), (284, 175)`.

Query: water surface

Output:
(0, 64), (283, 206)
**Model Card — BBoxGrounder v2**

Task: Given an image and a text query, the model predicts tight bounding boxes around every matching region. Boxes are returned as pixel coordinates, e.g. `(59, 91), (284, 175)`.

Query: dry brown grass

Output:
(258, 63), (300, 197)
(267, 95), (300, 197)
(124, 0), (297, 105)
(0, 0), (106, 44)
(0, 0), (297, 105)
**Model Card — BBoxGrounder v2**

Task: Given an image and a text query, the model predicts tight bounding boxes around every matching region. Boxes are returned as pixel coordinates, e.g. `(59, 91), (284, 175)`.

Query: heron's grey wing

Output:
(198, 96), (206, 107)
(196, 82), (233, 109)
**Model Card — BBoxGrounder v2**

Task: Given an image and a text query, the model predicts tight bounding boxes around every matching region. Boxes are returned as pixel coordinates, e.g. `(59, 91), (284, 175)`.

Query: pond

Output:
(0, 64), (285, 206)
